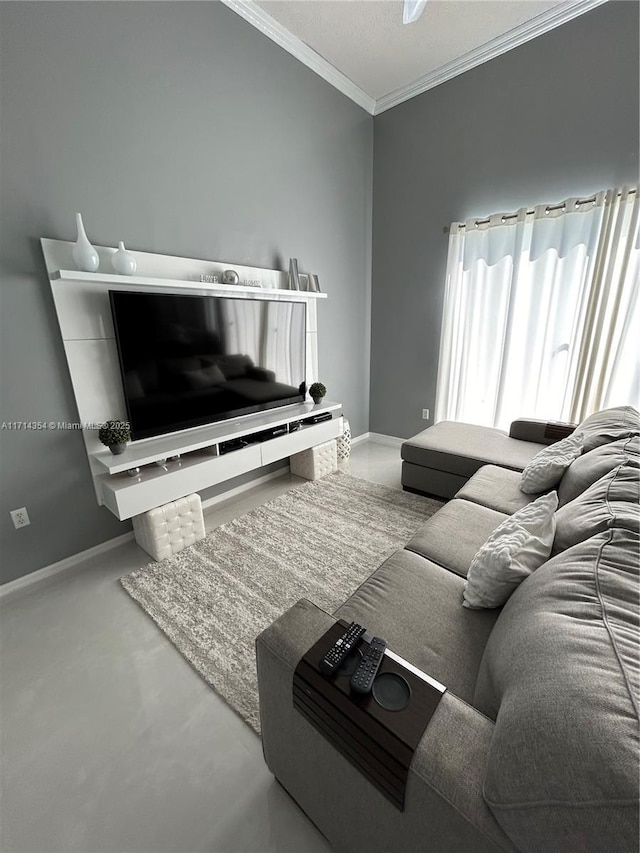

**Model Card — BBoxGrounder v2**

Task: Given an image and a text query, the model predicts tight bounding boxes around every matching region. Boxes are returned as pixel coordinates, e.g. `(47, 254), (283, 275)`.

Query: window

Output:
(435, 186), (639, 429)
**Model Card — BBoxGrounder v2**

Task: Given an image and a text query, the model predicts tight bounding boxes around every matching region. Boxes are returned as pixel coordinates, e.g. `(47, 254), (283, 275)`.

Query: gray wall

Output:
(0, 1), (373, 584)
(370, 0), (639, 439)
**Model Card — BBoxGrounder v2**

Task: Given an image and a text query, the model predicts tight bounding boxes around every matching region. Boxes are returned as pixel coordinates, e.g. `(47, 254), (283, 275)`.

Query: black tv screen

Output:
(110, 291), (307, 440)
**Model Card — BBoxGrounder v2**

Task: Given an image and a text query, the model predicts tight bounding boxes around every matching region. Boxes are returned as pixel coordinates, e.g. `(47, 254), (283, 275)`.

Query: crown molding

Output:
(219, 0), (376, 114)
(220, 0), (608, 117)
(374, 0), (609, 114)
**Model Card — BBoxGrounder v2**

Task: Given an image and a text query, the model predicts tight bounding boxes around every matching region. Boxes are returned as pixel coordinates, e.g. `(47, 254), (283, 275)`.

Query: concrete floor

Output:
(0, 439), (402, 853)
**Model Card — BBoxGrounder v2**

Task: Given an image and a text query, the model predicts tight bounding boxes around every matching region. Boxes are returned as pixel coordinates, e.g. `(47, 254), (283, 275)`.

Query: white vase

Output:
(71, 213), (99, 272)
(112, 241), (137, 275)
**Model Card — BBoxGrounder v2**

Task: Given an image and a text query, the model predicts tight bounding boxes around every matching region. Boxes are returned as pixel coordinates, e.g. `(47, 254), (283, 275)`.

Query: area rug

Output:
(120, 472), (441, 733)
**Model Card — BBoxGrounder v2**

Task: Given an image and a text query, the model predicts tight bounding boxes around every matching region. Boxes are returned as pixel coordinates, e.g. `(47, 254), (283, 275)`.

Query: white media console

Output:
(96, 403), (343, 519)
(40, 238), (338, 521)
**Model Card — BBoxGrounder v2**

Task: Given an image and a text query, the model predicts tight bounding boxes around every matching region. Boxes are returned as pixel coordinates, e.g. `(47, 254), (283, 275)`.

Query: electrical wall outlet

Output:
(422, 408), (430, 420)
(10, 507), (30, 529)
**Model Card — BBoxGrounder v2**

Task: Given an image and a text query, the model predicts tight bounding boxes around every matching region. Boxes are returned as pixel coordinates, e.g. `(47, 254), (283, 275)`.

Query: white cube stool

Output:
(290, 439), (337, 481)
(133, 493), (206, 561)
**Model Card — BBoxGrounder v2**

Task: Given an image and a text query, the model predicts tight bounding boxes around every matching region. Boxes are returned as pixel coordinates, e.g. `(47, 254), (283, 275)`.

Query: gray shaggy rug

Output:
(121, 472), (441, 733)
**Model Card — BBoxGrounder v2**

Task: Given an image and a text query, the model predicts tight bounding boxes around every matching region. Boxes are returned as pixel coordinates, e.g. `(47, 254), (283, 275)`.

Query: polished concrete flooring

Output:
(0, 439), (402, 853)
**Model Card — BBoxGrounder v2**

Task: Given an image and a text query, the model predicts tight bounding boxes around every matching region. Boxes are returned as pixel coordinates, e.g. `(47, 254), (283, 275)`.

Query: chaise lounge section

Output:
(401, 418), (575, 499)
(256, 406), (640, 853)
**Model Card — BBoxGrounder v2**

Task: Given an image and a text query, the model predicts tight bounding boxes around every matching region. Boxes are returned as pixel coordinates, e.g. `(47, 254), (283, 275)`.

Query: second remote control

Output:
(350, 637), (387, 695)
(320, 622), (366, 676)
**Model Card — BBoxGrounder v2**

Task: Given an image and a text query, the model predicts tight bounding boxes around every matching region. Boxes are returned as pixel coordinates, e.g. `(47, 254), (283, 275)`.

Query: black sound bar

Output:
(302, 413), (333, 425)
(252, 425), (288, 442)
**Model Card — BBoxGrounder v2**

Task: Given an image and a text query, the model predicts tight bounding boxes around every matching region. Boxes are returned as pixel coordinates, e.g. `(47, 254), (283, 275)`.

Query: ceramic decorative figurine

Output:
(112, 241), (137, 275)
(72, 213), (99, 272)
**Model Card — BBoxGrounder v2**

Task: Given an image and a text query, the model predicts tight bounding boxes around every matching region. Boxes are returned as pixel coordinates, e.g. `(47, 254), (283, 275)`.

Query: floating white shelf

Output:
(51, 269), (327, 299)
(93, 401), (342, 474)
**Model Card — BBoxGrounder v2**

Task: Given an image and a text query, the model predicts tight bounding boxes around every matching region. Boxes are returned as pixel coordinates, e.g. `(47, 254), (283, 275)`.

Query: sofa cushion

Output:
(474, 529), (639, 853)
(334, 549), (500, 703)
(455, 465), (539, 515)
(401, 421), (545, 477)
(576, 404), (640, 453)
(553, 462), (640, 553)
(519, 432), (584, 493)
(558, 434), (639, 506)
(463, 492), (558, 609)
(406, 499), (508, 578)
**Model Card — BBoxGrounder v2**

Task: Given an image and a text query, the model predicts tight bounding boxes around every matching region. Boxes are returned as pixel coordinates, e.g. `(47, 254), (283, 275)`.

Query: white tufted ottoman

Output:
(132, 493), (206, 561)
(290, 439), (337, 481)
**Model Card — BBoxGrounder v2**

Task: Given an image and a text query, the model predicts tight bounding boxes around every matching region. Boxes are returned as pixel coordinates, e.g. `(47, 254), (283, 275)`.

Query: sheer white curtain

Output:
(569, 187), (640, 420)
(435, 187), (639, 430)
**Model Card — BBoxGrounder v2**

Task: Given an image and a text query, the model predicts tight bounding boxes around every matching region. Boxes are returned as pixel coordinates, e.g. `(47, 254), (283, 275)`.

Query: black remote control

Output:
(319, 622), (366, 676)
(350, 637), (387, 695)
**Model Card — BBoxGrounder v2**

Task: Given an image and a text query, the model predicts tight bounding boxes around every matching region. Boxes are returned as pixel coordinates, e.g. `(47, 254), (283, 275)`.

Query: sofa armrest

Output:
(256, 600), (516, 853)
(509, 418), (576, 445)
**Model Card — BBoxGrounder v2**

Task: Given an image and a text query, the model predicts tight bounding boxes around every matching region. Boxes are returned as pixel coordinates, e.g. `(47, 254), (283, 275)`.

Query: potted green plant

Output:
(98, 419), (131, 455)
(309, 382), (326, 405)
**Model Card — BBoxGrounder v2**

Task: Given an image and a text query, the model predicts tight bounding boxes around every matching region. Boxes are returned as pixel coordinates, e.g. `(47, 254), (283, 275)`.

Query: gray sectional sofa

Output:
(256, 406), (639, 853)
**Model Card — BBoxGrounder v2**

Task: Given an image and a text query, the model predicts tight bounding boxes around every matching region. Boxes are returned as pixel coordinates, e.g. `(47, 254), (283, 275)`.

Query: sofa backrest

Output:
(575, 404), (640, 453)
(553, 458), (640, 553)
(474, 528), (639, 853)
(558, 434), (639, 506)
(473, 405), (640, 853)
(555, 406), (639, 505)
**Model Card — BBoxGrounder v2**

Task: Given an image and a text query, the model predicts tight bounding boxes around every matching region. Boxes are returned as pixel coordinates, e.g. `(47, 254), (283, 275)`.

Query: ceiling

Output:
(222, 0), (607, 113)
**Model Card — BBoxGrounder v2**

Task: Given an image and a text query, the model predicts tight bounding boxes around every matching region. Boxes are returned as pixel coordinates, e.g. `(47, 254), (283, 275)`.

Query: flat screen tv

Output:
(110, 290), (307, 440)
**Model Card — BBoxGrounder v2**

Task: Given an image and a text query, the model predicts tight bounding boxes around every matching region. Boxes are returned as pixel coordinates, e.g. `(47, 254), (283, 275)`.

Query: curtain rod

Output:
(442, 188), (637, 235)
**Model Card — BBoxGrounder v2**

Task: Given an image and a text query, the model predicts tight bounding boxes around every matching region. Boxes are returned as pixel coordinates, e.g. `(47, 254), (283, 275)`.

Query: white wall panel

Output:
(306, 331), (318, 388)
(52, 281), (115, 341)
(306, 299), (317, 333)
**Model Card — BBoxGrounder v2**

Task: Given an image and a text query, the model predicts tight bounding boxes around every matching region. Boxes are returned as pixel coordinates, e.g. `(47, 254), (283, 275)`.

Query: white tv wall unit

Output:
(40, 238), (339, 520)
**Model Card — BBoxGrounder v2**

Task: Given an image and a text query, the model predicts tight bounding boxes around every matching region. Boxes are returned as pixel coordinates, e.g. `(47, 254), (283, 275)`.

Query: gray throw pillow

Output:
(553, 462), (640, 553)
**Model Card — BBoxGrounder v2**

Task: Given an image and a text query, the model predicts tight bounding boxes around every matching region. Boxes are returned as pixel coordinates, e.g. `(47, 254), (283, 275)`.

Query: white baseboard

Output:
(350, 431), (370, 446)
(352, 432), (406, 447)
(0, 531), (135, 599)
